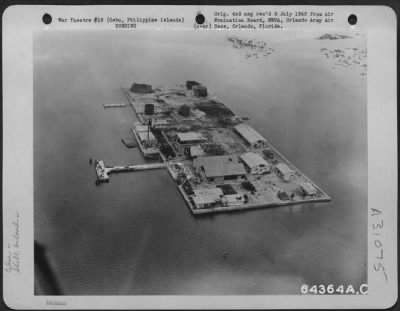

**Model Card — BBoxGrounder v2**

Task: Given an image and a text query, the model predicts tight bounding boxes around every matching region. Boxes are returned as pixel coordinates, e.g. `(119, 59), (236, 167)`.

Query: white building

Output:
(176, 132), (207, 144)
(151, 119), (170, 129)
(192, 187), (224, 209)
(240, 152), (271, 175)
(299, 182), (317, 197)
(190, 145), (206, 158)
(234, 123), (267, 149)
(193, 155), (247, 183)
(138, 131), (157, 144)
(275, 163), (295, 181)
(135, 124), (151, 133)
(221, 194), (245, 207)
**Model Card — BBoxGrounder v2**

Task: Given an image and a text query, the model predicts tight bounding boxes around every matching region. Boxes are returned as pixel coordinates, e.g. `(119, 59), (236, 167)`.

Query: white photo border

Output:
(2, 5), (397, 309)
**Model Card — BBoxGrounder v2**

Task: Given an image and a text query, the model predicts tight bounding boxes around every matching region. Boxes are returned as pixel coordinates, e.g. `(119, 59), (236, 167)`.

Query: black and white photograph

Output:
(33, 29), (368, 295)
(2, 5), (397, 309)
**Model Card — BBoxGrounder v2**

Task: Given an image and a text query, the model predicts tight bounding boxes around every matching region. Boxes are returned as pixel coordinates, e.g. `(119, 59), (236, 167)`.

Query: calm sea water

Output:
(34, 31), (367, 295)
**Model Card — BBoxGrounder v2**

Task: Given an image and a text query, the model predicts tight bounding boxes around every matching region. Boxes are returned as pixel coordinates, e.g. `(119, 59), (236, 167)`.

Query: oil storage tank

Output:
(144, 103), (154, 115)
(193, 85), (208, 97)
(130, 83), (153, 94)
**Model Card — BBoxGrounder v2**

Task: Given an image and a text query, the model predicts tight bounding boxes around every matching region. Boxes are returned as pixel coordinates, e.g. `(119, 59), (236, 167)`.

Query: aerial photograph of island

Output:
(34, 30), (367, 295)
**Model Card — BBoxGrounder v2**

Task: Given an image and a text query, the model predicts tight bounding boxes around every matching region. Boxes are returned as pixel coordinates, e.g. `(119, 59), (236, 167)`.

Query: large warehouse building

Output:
(193, 155), (247, 182)
(240, 152), (271, 175)
(234, 123), (267, 149)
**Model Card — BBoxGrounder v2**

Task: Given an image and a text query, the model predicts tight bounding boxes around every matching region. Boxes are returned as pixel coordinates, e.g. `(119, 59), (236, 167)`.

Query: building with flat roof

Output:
(135, 124), (151, 133)
(151, 119), (170, 129)
(221, 194), (245, 207)
(192, 85), (208, 97)
(193, 155), (246, 182)
(177, 132), (207, 144)
(192, 187), (223, 209)
(234, 123), (267, 149)
(190, 145), (206, 158)
(299, 182), (317, 197)
(240, 152), (271, 175)
(275, 163), (295, 181)
(138, 131), (156, 143)
(186, 80), (201, 90)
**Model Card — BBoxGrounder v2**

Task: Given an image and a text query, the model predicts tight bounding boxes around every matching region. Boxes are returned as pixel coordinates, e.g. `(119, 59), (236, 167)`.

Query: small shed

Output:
(177, 132), (207, 144)
(275, 163), (295, 181)
(151, 119), (169, 129)
(299, 182), (317, 197)
(190, 145), (206, 158)
(221, 194), (245, 207)
(277, 191), (290, 201)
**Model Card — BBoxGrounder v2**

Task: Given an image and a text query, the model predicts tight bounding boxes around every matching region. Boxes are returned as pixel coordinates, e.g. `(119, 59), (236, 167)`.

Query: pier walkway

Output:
(95, 160), (167, 182)
(103, 104), (128, 108)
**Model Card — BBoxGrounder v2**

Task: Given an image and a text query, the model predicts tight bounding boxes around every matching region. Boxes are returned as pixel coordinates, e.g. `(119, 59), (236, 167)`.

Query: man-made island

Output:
(96, 81), (331, 215)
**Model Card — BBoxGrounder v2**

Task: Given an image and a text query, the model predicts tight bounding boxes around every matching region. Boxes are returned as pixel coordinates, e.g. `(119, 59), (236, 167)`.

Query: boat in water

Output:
(132, 122), (160, 159)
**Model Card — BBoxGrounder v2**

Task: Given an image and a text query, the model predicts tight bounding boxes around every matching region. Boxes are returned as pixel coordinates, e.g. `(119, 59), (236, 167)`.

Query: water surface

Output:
(34, 31), (367, 295)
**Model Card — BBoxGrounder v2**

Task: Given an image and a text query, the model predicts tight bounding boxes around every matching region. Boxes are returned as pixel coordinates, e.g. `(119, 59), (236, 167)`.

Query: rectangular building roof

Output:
(192, 188), (223, 205)
(299, 182), (317, 195)
(275, 163), (294, 175)
(240, 152), (270, 168)
(224, 194), (244, 203)
(193, 187), (224, 197)
(152, 119), (169, 125)
(234, 123), (266, 144)
(177, 132), (206, 142)
(135, 125), (151, 132)
(193, 155), (247, 178)
(190, 145), (206, 157)
(138, 131), (156, 142)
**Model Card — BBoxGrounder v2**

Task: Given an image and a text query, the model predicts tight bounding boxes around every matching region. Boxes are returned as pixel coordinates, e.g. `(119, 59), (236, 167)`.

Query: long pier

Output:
(103, 104), (128, 109)
(95, 160), (167, 182)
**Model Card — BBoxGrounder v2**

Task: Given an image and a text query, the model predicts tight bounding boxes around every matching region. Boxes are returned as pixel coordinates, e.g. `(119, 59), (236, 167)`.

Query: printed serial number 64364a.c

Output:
(301, 284), (368, 295)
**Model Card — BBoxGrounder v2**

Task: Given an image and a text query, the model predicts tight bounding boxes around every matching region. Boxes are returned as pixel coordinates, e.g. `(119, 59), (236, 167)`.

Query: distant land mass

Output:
(317, 33), (352, 40)
(227, 36), (274, 61)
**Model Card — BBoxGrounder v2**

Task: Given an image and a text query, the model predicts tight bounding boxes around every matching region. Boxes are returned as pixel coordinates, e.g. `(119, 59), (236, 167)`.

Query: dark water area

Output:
(34, 31), (367, 295)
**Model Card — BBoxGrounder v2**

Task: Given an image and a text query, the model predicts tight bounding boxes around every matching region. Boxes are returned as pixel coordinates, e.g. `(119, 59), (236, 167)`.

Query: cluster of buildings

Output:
(189, 160), (318, 209)
(191, 152), (283, 183)
(190, 186), (246, 209)
(126, 81), (324, 212)
(185, 123), (319, 210)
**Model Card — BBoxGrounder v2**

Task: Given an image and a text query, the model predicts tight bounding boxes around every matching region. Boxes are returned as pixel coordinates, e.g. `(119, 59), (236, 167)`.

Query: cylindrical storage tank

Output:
(144, 103), (154, 115)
